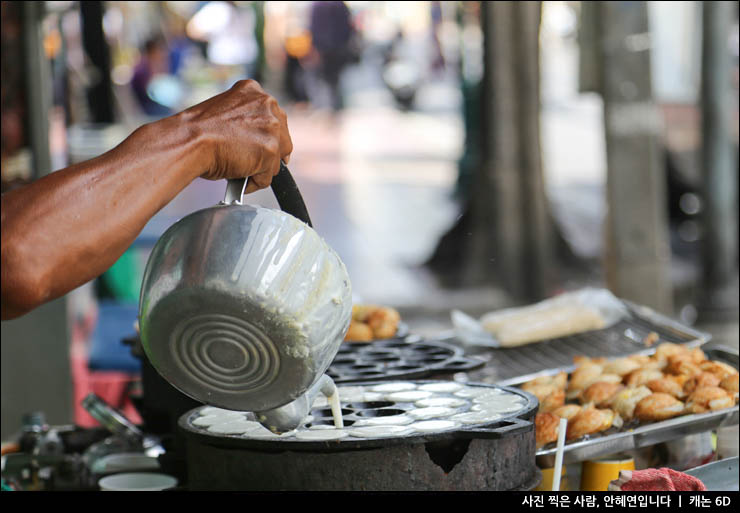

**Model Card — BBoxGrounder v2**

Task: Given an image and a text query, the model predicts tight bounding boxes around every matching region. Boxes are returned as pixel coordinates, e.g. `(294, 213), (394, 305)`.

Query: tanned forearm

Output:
(1, 113), (208, 319)
(1, 79), (292, 321)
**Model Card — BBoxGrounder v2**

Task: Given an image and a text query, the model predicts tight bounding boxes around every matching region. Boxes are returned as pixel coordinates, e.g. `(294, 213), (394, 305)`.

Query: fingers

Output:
(269, 100), (293, 167)
(244, 169), (274, 194)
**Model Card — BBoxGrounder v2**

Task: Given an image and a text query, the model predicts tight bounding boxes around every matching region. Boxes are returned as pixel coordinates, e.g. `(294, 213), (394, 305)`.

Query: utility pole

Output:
(464, 0), (551, 302)
(597, 1), (673, 314)
(699, 0), (738, 320)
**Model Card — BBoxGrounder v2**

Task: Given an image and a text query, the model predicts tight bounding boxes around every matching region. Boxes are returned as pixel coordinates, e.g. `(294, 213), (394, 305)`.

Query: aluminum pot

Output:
(138, 164), (352, 416)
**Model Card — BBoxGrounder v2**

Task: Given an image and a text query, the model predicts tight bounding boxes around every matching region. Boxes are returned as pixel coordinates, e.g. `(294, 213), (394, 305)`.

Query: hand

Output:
(184, 79), (293, 193)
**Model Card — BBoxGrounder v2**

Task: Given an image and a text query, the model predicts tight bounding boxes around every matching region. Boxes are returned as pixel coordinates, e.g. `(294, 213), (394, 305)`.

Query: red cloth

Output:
(608, 468), (707, 491)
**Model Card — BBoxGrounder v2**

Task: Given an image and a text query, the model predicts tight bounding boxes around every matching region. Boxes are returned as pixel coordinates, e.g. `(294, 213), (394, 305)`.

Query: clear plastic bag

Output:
(452, 288), (630, 348)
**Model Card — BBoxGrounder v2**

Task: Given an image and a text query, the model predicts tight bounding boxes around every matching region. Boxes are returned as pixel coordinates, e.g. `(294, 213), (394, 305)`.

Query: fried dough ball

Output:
(603, 357), (642, 377)
(611, 386), (653, 421)
(366, 307), (401, 339)
(720, 373), (739, 395)
(573, 356), (608, 366)
(567, 363), (605, 399)
(628, 354), (652, 366)
(665, 355), (702, 377)
(685, 386), (735, 414)
(552, 404), (582, 420)
(624, 367), (664, 388)
(344, 320), (373, 342)
(699, 361), (738, 381)
(683, 372), (721, 395)
(535, 412), (561, 448)
(687, 347), (707, 364)
(566, 406), (616, 440)
(634, 393), (685, 422)
(524, 384), (565, 413)
(351, 304), (375, 321)
(667, 373), (690, 388)
(646, 377), (686, 399)
(346, 305), (401, 340)
(541, 389), (566, 413)
(643, 332), (660, 347)
(580, 382), (625, 407)
(522, 372), (568, 392)
(654, 342), (688, 361)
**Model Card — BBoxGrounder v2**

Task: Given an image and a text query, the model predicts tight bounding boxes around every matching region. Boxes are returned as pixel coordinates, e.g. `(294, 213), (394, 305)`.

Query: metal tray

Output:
(530, 346), (739, 466)
(685, 457), (739, 491)
(328, 336), (486, 384)
(451, 301), (711, 386)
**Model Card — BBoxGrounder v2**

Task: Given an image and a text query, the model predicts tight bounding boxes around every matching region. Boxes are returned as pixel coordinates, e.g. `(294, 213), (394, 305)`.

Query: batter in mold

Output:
(188, 381), (527, 441)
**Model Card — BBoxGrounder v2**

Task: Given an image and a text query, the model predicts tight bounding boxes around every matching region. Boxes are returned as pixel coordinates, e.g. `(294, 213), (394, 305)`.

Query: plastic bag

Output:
(452, 288), (630, 348)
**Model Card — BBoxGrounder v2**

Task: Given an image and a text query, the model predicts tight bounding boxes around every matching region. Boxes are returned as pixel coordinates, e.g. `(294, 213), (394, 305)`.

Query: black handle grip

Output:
(271, 161), (313, 227)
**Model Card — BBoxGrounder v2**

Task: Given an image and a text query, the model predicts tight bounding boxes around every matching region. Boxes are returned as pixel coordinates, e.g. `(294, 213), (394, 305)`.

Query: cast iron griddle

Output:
(179, 382), (537, 452)
(328, 336), (486, 383)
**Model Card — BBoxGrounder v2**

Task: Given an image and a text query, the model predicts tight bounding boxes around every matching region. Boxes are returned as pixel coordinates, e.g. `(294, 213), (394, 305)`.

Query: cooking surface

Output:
(179, 381), (537, 450)
(328, 337), (485, 383)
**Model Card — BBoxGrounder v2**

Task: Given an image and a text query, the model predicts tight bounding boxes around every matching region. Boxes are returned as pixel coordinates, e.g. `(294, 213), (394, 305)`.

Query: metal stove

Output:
(178, 381), (540, 491)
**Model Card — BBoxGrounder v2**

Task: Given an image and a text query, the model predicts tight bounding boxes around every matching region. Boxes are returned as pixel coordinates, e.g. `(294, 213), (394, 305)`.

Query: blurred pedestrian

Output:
(131, 35), (172, 117)
(309, 1), (354, 112)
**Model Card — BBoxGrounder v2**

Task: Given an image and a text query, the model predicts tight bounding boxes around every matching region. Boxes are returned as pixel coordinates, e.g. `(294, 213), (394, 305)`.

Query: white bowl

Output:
(98, 472), (177, 491)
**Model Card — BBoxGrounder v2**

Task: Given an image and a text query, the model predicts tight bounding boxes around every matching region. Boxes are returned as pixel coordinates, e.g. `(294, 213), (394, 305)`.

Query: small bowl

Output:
(98, 472), (177, 491)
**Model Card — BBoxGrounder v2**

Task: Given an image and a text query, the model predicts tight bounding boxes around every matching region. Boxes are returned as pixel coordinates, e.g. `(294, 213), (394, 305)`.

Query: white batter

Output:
(191, 382), (527, 441)
(385, 390), (433, 402)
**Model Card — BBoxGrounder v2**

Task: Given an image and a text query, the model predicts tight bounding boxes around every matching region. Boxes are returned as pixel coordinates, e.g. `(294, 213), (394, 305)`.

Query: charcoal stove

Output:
(178, 381), (540, 491)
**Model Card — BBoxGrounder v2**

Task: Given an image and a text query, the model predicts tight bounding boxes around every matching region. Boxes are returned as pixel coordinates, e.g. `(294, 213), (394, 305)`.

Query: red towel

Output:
(608, 468), (707, 491)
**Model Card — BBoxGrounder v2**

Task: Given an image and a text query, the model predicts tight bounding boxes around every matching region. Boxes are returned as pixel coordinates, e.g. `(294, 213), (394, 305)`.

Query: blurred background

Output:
(1, 1), (738, 440)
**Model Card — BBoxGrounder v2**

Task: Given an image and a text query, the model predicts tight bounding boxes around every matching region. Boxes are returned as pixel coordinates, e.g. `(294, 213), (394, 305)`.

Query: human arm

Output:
(1, 80), (292, 320)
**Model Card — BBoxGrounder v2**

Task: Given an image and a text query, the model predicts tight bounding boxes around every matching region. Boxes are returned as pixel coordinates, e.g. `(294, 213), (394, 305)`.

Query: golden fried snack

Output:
(553, 404), (582, 420)
(643, 332), (660, 347)
(344, 320), (373, 342)
(624, 367), (664, 388)
(523, 371), (569, 391)
(720, 373), (739, 395)
(628, 354), (652, 366)
(535, 412), (561, 448)
(665, 354), (702, 377)
(573, 356), (608, 366)
(612, 386), (653, 421)
(566, 406), (615, 440)
(667, 373), (690, 388)
(523, 383), (559, 402)
(685, 386), (735, 414)
(523, 383), (565, 412)
(683, 372), (721, 395)
(654, 342), (688, 361)
(567, 363), (603, 399)
(688, 347), (707, 364)
(580, 381), (625, 407)
(634, 393), (684, 422)
(699, 361), (738, 381)
(603, 357), (642, 377)
(646, 377), (686, 399)
(541, 389), (566, 413)
(351, 304), (376, 322)
(366, 307), (401, 339)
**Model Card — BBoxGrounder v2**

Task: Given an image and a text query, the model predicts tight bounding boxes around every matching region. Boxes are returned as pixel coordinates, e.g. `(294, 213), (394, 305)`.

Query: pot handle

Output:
(222, 161), (313, 227)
